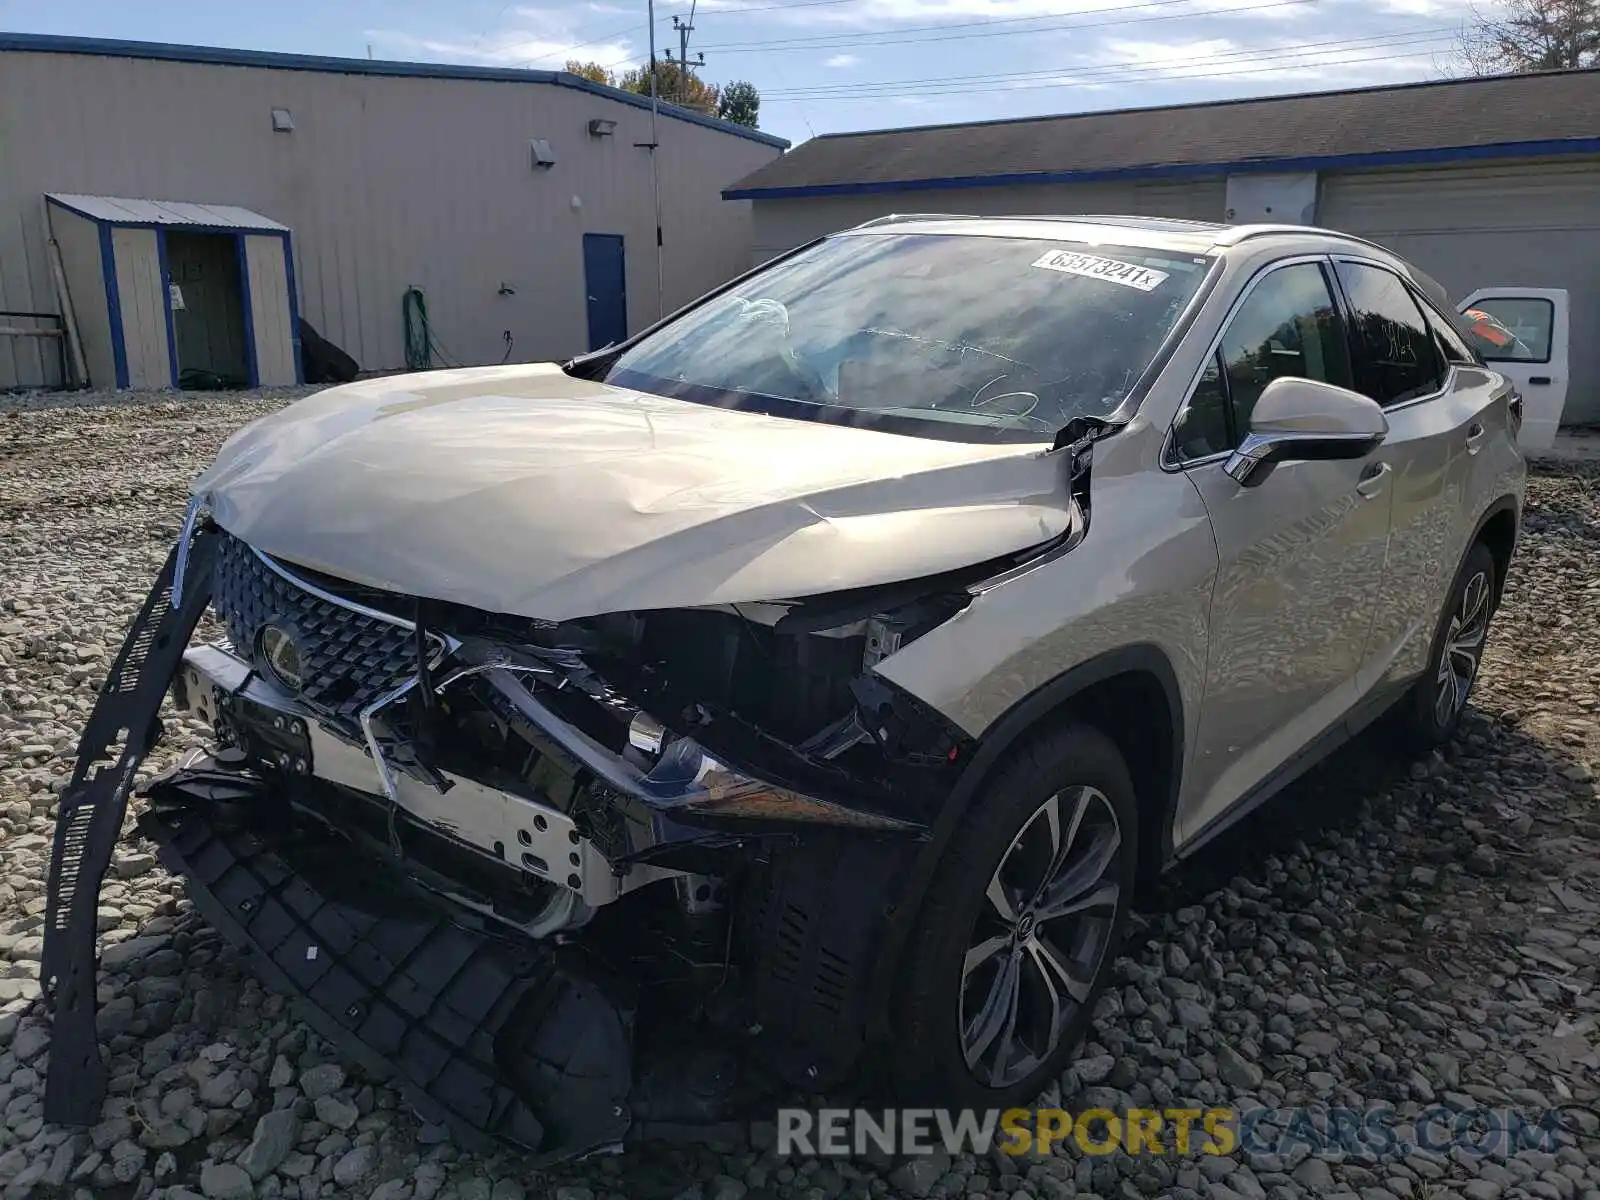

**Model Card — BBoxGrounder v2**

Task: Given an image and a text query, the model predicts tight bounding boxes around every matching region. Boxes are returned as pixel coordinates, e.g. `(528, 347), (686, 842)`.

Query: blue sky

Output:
(3, 0), (1461, 145)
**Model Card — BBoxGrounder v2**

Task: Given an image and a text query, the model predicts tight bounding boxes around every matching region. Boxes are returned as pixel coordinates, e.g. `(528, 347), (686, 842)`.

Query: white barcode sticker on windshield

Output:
(1031, 250), (1169, 292)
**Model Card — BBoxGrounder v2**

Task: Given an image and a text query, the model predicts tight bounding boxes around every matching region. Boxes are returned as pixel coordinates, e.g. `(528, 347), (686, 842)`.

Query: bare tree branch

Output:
(1454, 0), (1600, 74)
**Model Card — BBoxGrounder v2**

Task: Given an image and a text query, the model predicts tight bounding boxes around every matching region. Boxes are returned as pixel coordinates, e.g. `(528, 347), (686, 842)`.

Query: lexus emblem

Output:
(257, 624), (304, 693)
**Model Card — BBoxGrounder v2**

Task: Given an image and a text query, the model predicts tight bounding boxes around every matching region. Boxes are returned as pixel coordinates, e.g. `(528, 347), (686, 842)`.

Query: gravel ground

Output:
(0, 387), (1597, 1200)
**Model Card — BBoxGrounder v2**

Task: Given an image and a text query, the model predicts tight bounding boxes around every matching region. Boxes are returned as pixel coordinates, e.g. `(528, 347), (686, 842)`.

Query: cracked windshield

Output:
(604, 232), (1212, 441)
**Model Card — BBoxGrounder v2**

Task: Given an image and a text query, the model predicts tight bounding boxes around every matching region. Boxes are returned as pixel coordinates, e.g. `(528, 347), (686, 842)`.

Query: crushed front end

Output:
(42, 511), (993, 1160)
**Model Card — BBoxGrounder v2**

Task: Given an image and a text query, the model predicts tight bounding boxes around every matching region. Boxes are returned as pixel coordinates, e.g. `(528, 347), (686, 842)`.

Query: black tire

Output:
(1393, 540), (1498, 749)
(891, 723), (1138, 1108)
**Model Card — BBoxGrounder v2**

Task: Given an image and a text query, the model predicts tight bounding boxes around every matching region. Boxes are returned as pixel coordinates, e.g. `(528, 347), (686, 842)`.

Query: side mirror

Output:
(1225, 376), (1388, 487)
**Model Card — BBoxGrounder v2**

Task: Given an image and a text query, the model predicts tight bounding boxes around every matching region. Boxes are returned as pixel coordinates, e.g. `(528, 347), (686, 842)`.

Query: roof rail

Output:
(845, 212), (1231, 233)
(1211, 223), (1398, 256)
(1054, 214), (1227, 231)
(847, 213), (986, 229)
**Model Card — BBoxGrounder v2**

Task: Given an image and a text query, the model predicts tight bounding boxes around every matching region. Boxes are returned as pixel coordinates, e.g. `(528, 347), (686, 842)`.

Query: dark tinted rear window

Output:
(1335, 262), (1446, 406)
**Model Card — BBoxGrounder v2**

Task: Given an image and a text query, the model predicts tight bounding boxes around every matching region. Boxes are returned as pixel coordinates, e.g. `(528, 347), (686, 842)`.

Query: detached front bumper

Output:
(39, 526), (790, 1159)
(138, 779), (633, 1158)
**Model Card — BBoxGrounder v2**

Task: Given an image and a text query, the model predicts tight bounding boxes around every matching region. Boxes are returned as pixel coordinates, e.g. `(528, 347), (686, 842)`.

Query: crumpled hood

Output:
(195, 364), (1070, 620)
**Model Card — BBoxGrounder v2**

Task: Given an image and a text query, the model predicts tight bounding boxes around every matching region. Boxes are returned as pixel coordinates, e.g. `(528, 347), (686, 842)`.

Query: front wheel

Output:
(892, 724), (1138, 1108)
(1394, 540), (1497, 748)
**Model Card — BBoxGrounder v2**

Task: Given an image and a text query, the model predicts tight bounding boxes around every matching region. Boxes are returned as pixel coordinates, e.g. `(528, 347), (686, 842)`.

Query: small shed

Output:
(45, 193), (302, 390)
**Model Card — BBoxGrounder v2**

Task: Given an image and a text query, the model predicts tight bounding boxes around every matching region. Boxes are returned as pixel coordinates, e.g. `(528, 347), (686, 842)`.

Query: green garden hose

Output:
(402, 286), (432, 370)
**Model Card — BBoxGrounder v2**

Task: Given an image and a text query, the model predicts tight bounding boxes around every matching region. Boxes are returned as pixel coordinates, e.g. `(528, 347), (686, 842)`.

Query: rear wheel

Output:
(892, 724), (1137, 1107)
(1394, 540), (1497, 748)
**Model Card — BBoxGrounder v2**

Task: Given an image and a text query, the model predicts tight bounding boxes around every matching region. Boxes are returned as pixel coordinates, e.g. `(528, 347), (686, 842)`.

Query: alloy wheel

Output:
(958, 785), (1122, 1089)
(1434, 569), (1491, 727)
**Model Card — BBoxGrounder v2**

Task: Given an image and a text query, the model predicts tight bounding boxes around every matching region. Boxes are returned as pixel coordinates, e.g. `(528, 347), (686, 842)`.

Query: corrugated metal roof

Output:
(724, 69), (1600, 199)
(45, 193), (290, 230)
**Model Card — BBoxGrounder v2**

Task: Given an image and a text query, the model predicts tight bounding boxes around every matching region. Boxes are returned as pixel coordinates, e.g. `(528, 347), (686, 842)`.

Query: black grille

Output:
(213, 530), (421, 727)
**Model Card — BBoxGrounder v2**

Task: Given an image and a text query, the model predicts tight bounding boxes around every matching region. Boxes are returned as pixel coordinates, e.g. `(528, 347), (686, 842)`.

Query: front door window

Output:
(1172, 261), (1351, 461)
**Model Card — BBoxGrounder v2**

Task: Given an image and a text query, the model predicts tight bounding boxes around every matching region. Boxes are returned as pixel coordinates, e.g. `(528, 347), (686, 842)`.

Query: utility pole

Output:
(647, 0), (664, 318)
(669, 14), (704, 107)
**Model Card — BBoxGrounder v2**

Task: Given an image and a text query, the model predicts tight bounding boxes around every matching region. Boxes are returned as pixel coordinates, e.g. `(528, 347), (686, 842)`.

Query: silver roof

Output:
(46, 193), (289, 231)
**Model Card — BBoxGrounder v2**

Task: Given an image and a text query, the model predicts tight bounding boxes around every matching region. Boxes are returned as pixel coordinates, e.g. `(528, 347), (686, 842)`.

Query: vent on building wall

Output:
(271, 108), (294, 132)
(530, 139), (557, 169)
(588, 118), (617, 138)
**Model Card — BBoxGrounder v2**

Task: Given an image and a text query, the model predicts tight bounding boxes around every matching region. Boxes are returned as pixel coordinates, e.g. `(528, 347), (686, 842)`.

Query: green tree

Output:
(620, 60), (721, 115)
(565, 60), (618, 86)
(717, 80), (761, 128)
(1458, 0), (1600, 72)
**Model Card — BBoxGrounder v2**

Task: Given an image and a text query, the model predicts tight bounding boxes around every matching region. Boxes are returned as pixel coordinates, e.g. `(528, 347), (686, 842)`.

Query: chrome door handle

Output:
(1356, 461), (1391, 499)
(1465, 422), (1486, 454)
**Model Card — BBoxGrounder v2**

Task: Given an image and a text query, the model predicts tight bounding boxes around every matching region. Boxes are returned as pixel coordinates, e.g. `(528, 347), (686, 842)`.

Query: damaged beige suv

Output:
(44, 216), (1523, 1160)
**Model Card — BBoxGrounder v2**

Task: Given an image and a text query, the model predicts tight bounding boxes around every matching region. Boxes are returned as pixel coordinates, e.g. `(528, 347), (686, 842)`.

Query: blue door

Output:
(582, 234), (628, 351)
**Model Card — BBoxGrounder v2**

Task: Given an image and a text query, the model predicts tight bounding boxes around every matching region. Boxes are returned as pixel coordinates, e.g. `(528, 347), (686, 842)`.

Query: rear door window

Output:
(1335, 261), (1446, 406)
(1417, 297), (1481, 367)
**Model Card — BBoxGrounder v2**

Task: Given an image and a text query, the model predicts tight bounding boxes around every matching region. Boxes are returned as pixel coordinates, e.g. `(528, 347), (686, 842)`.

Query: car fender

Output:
(864, 643), (1185, 1043)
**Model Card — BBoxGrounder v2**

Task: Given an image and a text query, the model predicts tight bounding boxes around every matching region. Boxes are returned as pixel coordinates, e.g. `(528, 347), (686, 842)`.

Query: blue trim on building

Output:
(235, 234), (262, 388)
(97, 222), (130, 389)
(2, 32), (789, 149)
(155, 228), (180, 387)
(279, 232), (304, 386)
(722, 136), (1600, 200)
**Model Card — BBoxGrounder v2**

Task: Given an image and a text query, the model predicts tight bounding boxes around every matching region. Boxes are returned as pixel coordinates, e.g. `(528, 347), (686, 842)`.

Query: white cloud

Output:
(1098, 32), (1441, 83)
(366, 25), (635, 70)
(825, 53), (863, 67)
(1205, 0), (1315, 21)
(1371, 0), (1453, 12)
(697, 0), (1218, 29)
(1100, 35), (1237, 71)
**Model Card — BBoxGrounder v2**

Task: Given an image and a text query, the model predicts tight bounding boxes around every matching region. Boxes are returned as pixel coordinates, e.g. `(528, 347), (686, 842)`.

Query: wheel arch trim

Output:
(1469, 493), (1520, 605)
(864, 643), (1185, 1041)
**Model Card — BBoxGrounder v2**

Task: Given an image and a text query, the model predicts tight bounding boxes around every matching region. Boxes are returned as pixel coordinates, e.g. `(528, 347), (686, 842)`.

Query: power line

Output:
(515, 0), (870, 67)
(760, 24), (1456, 96)
(765, 38), (1458, 99)
(697, 0), (1314, 51)
(768, 26), (1459, 94)
(519, 17), (664, 66)
(763, 37), (1458, 101)
(764, 51), (819, 138)
(526, 0), (1275, 68)
(699, 0), (871, 13)
(469, 2), (519, 52)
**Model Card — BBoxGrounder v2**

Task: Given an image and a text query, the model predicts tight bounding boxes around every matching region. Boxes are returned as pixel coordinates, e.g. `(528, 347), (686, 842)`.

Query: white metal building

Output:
(726, 71), (1600, 426)
(0, 34), (787, 390)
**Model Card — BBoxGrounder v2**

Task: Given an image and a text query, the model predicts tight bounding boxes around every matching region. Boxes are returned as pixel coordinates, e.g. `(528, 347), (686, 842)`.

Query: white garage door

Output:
(1320, 160), (1600, 426)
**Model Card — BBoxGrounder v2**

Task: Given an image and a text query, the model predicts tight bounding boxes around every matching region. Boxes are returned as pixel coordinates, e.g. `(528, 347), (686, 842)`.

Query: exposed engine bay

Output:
(412, 591), (976, 829)
(39, 432), (1094, 1162)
